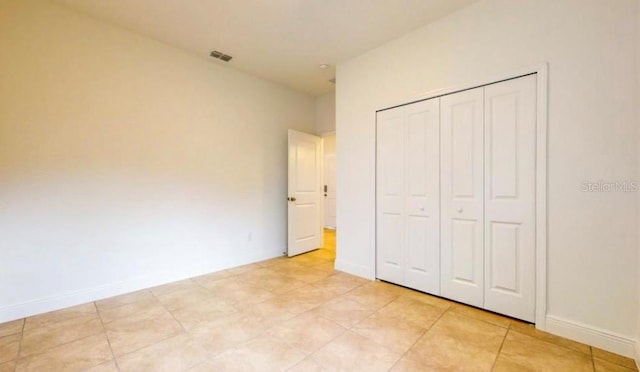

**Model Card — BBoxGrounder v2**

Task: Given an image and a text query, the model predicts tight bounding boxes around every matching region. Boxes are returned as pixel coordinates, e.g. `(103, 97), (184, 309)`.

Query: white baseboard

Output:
(545, 315), (636, 358)
(0, 251), (281, 324)
(0, 275), (160, 323)
(334, 260), (375, 280)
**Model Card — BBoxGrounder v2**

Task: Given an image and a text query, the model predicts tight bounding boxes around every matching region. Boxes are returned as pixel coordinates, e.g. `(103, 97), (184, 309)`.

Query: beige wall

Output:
(322, 134), (336, 156)
(315, 92), (336, 134)
(336, 0), (638, 355)
(0, 0), (315, 321)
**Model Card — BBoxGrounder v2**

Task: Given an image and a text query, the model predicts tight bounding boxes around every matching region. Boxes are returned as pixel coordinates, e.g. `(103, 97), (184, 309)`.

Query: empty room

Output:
(1, 0), (639, 370)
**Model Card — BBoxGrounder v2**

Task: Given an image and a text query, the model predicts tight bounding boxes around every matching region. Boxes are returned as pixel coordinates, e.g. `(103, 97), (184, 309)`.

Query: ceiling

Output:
(54, 0), (478, 96)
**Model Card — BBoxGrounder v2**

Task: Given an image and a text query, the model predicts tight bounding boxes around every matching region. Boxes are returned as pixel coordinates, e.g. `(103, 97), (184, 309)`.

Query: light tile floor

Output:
(0, 229), (637, 371)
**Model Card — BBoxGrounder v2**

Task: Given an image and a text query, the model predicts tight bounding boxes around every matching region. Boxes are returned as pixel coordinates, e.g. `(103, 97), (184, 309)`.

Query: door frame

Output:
(321, 131), (337, 230)
(323, 153), (337, 229)
(374, 63), (548, 330)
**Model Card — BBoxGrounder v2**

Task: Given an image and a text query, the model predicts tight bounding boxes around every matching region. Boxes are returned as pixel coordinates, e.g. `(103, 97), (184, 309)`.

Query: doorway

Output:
(322, 133), (336, 230)
(286, 130), (337, 259)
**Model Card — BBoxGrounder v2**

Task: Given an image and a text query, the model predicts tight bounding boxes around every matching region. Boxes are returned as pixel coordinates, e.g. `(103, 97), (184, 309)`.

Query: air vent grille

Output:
(210, 50), (233, 62)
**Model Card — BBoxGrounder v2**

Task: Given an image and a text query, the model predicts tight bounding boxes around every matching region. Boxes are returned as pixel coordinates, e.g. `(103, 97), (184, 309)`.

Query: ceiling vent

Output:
(329, 78), (336, 84)
(210, 50), (233, 62)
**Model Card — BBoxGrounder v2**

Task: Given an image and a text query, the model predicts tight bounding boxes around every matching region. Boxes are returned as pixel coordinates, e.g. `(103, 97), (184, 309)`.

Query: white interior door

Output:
(376, 106), (405, 284)
(288, 130), (322, 257)
(404, 98), (440, 294)
(483, 75), (536, 322)
(323, 154), (336, 229)
(440, 87), (485, 307)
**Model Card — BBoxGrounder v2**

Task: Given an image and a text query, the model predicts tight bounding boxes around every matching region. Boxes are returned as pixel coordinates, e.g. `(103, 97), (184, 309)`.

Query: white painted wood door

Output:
(376, 99), (440, 294)
(287, 130), (322, 257)
(376, 106), (405, 284)
(404, 99), (440, 294)
(323, 154), (337, 229)
(440, 87), (485, 307)
(483, 75), (536, 322)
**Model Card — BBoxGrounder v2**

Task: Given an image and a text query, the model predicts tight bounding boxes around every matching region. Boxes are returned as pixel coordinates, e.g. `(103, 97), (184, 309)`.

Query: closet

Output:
(376, 74), (537, 322)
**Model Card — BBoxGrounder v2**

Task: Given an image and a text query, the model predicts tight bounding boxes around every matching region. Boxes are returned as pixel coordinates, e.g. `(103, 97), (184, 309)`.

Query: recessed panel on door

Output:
(404, 99), (440, 295)
(451, 219), (477, 283)
(440, 87), (484, 307)
(489, 222), (520, 292)
(483, 75), (536, 322)
(376, 106), (405, 284)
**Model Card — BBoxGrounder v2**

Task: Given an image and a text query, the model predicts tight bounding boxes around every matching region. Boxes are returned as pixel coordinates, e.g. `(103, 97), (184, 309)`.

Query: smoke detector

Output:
(210, 50), (233, 62)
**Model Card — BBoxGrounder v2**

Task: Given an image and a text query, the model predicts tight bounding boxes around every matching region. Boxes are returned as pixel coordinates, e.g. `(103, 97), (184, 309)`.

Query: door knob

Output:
(288, 197), (297, 202)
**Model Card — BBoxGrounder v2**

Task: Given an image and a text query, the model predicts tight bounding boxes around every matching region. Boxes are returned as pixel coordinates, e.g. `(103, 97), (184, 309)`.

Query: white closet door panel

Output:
(376, 107), (405, 284)
(405, 99), (440, 294)
(484, 75), (536, 322)
(440, 88), (484, 307)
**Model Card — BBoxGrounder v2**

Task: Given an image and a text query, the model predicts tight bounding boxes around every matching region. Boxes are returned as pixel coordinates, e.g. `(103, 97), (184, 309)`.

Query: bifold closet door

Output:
(440, 87), (485, 308)
(376, 99), (440, 294)
(405, 99), (440, 294)
(376, 106), (405, 284)
(483, 75), (536, 322)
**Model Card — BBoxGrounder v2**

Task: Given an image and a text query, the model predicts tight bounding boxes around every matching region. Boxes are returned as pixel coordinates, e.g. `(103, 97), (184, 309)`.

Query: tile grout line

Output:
(132, 287), (224, 362)
(198, 258), (341, 365)
(94, 301), (121, 372)
(11, 319), (26, 372)
(13, 306), (119, 358)
(149, 289), (189, 335)
(446, 303), (513, 330)
(113, 332), (187, 362)
(590, 348), (640, 371)
(157, 274), (287, 364)
(13, 314), (106, 363)
(347, 295), (397, 331)
(591, 349), (639, 371)
(275, 313), (349, 368)
(14, 332), (107, 369)
(386, 304), (451, 371)
(490, 320), (511, 371)
(384, 327), (429, 371)
(280, 266), (343, 369)
(507, 326), (593, 359)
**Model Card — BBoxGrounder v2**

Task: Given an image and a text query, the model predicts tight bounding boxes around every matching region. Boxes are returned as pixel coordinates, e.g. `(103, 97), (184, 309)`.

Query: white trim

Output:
(377, 63), (548, 112)
(374, 63), (548, 328)
(322, 152), (337, 229)
(0, 275), (157, 323)
(320, 137), (325, 249)
(335, 259), (375, 280)
(634, 340), (640, 370)
(545, 315), (636, 358)
(534, 63), (548, 330)
(0, 251), (281, 323)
